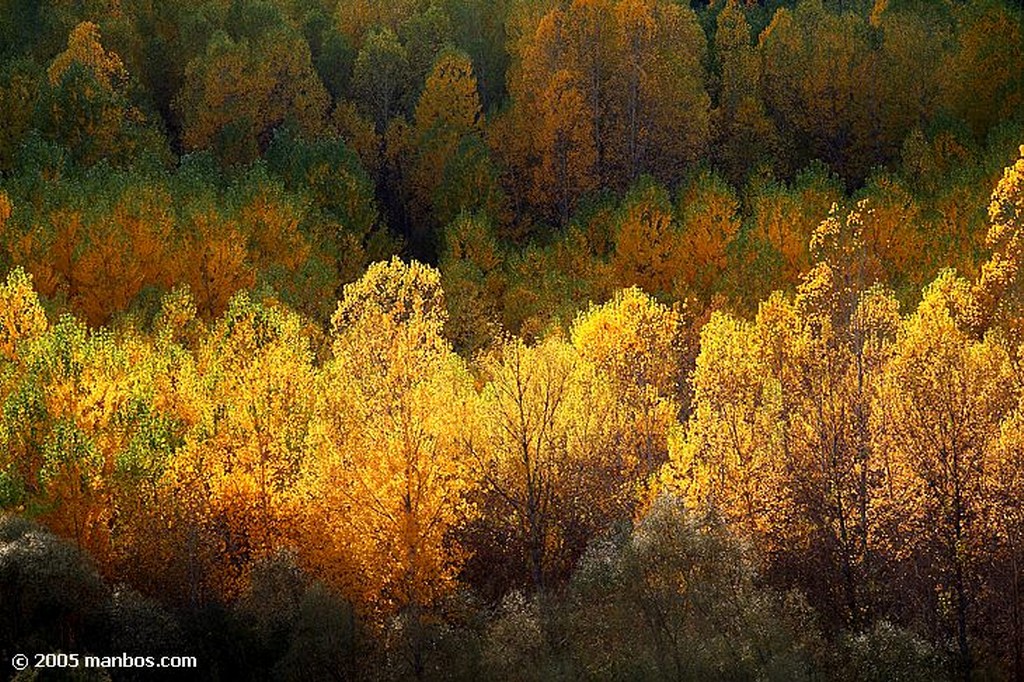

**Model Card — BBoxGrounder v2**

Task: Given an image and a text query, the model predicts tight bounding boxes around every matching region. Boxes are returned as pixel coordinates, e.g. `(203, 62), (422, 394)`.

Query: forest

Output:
(1, 0), (1024, 679)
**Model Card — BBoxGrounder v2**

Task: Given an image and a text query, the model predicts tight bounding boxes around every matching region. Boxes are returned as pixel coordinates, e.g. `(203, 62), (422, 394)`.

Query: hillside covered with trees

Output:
(1, 0), (1024, 680)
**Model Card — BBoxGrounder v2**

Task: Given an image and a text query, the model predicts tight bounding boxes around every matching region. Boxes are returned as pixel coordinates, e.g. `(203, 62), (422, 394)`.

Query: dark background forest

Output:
(1, 0), (1024, 680)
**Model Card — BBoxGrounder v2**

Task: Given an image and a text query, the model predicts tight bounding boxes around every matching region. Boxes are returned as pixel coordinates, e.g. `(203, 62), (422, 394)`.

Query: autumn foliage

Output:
(2, 0), (1024, 679)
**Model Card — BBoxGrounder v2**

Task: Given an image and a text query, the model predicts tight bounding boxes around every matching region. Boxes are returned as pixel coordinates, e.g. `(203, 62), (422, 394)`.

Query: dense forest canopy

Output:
(1, 0), (1024, 680)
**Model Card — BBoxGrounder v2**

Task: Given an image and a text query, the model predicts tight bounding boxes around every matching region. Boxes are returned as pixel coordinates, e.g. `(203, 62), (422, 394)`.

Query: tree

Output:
(659, 302), (790, 543)
(785, 209), (901, 626)
(399, 3), (455, 99)
(533, 67), (599, 225)
(607, 0), (710, 186)
(300, 259), (477, 637)
(265, 128), (381, 308)
(438, 211), (505, 355)
(38, 21), (166, 167)
(503, 5), (598, 224)
(939, 1), (1024, 140)
(0, 307), (184, 575)
(302, 8), (356, 103)
(675, 169), (742, 299)
(407, 49), (484, 239)
(855, 172), (926, 294)
(352, 27), (410, 133)
(177, 171), (314, 320)
(334, 0), (420, 45)
(968, 145), (1024, 336)
(502, 0), (709, 220)
(608, 178), (683, 296)
(0, 268), (49, 513)
(867, 1), (949, 173)
(759, 0), (876, 179)
(569, 495), (824, 680)
(70, 184), (177, 326)
(571, 287), (687, 473)
(0, 267), (47, 362)
(739, 163), (844, 300)
(561, 0), (617, 185)
(0, 58), (42, 173)
(712, 0), (777, 184)
(442, 0), (511, 110)
(874, 272), (1014, 677)
(159, 294), (315, 598)
(176, 27), (328, 165)
(47, 21), (126, 91)
(988, 402), (1024, 681)
(468, 335), (627, 591)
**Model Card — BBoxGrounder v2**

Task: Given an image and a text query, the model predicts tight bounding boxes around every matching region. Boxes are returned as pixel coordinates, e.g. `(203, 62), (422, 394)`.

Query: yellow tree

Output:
(660, 256), (899, 627)
(100, 288), (235, 606)
(299, 259), (477, 628)
(783, 207), (904, 625)
(469, 335), (627, 591)
(874, 272), (1015, 676)
(0, 267), (47, 362)
(0, 268), (49, 511)
(47, 21), (126, 90)
(162, 294), (315, 597)
(658, 304), (789, 543)
(571, 287), (686, 473)
(968, 145), (1024, 337)
(0, 307), (182, 579)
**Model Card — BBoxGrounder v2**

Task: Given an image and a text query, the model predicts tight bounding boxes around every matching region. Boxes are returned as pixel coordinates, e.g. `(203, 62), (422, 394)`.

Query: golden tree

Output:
(873, 272), (1014, 674)
(469, 335), (627, 590)
(299, 258), (477, 621)
(571, 287), (685, 472)
(969, 145), (1024, 336)
(407, 50), (483, 231)
(161, 294), (315, 598)
(609, 179), (682, 296)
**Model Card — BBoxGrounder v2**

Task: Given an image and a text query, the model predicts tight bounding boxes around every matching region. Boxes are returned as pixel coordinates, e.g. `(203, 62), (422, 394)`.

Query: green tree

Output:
(176, 26), (328, 165)
(352, 27), (410, 132)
